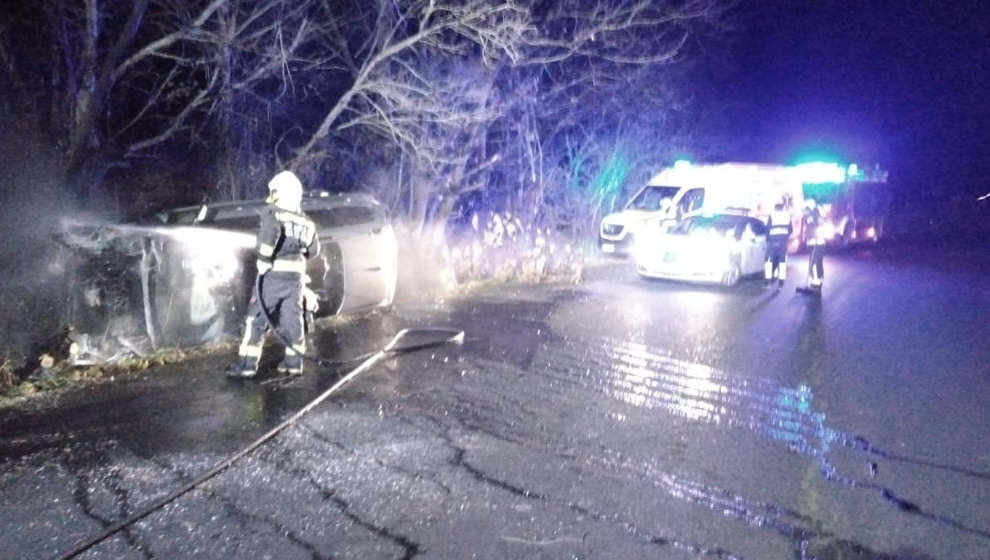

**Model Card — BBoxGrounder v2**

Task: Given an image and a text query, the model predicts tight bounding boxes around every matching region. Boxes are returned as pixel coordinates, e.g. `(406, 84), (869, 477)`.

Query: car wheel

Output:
(722, 263), (741, 287)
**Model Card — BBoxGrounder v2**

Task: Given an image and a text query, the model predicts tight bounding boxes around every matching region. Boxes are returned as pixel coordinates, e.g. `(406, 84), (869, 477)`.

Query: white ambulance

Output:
(598, 161), (807, 257)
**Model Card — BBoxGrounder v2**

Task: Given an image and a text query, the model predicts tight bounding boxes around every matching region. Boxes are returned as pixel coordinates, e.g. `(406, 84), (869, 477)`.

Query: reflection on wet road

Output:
(2, 243), (990, 559)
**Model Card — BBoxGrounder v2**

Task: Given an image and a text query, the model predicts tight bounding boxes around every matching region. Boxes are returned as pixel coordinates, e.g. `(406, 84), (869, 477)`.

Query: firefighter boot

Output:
(277, 364), (303, 377)
(226, 361), (257, 379)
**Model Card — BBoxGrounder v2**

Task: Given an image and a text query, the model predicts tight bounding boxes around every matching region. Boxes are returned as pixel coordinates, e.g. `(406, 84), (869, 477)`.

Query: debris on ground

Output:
(0, 326), (229, 403)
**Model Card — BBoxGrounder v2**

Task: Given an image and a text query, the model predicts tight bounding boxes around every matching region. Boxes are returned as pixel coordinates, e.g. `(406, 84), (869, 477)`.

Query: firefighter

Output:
(229, 170), (320, 378)
(802, 198), (825, 293)
(765, 201), (792, 288)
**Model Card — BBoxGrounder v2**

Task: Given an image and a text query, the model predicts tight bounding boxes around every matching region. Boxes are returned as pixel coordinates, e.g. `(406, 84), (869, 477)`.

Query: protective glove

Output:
(302, 285), (319, 334)
(302, 286), (320, 315)
(256, 260), (272, 275)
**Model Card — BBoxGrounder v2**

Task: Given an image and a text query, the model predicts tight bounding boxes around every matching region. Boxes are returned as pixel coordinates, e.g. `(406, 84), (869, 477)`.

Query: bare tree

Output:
(193, 0), (332, 198)
(284, 0), (724, 234)
(287, 1), (528, 170)
(3, 0), (727, 219)
(55, 0), (226, 180)
(3, 0), (325, 202)
(525, 62), (695, 236)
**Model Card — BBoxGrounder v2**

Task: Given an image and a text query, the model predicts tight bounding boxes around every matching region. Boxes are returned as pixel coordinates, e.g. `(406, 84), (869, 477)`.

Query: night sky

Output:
(721, 0), (990, 199)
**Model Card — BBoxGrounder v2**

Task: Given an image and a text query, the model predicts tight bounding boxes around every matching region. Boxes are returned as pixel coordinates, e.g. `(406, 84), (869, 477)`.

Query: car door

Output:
(742, 218), (767, 274)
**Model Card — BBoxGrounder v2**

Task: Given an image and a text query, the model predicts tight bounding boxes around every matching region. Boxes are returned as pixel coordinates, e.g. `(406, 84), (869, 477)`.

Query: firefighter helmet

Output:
(267, 170), (303, 211)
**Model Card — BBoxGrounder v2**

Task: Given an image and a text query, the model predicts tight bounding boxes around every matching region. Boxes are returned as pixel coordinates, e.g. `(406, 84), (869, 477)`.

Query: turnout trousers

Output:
(765, 236), (789, 281)
(807, 241), (825, 288)
(235, 272), (306, 376)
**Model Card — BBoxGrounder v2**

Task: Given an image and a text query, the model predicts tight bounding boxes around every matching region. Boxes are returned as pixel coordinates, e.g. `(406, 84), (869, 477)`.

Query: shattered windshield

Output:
(626, 185), (680, 211)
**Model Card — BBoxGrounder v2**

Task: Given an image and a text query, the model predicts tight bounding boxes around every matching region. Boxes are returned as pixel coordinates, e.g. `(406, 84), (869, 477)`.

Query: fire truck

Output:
(798, 163), (890, 248)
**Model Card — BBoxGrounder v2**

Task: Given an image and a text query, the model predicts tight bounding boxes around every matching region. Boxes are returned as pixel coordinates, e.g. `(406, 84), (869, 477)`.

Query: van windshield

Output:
(626, 185), (681, 211)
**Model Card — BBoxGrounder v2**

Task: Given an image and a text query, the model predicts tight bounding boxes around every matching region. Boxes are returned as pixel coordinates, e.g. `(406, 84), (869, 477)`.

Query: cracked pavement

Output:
(2, 242), (990, 559)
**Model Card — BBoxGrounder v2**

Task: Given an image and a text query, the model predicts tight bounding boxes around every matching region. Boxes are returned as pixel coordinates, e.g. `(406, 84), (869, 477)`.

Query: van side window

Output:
(678, 188), (705, 217)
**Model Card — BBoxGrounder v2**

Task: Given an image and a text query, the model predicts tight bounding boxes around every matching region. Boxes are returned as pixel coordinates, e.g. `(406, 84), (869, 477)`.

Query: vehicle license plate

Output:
(602, 243), (615, 253)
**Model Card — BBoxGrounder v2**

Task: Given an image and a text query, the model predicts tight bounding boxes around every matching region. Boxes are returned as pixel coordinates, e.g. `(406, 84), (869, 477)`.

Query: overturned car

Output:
(58, 192), (397, 361)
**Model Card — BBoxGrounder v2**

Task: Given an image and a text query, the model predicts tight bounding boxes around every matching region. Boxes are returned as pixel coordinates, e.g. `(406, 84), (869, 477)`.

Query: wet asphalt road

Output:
(2, 241), (990, 559)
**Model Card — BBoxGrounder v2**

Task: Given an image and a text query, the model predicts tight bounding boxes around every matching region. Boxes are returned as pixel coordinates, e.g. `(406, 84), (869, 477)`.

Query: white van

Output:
(598, 162), (805, 256)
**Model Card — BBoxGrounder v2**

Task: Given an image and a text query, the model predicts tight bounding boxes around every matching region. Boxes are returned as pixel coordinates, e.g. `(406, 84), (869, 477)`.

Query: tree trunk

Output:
(67, 0), (102, 198)
(217, 24), (236, 200)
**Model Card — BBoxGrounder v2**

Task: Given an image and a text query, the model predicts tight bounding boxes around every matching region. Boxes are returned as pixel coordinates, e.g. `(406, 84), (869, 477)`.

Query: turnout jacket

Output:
(767, 210), (793, 239)
(256, 205), (320, 274)
(803, 206), (825, 245)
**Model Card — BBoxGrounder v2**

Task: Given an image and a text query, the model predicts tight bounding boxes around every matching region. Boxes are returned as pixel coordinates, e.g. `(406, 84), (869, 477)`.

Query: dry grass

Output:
(0, 342), (230, 406)
(0, 357), (15, 388)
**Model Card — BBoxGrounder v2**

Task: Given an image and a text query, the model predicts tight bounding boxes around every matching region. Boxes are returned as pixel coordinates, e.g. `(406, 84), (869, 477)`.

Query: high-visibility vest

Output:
(768, 211), (791, 238)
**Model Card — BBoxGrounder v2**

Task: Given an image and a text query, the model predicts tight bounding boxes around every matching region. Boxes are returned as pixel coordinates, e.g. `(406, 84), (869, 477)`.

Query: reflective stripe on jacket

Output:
(256, 205), (320, 273)
(767, 210), (792, 239)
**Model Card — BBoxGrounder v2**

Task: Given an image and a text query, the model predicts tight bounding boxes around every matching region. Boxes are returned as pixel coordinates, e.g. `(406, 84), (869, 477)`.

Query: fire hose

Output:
(58, 274), (464, 559)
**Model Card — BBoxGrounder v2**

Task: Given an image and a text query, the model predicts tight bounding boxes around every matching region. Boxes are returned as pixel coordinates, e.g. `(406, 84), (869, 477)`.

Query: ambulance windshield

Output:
(627, 186), (680, 211)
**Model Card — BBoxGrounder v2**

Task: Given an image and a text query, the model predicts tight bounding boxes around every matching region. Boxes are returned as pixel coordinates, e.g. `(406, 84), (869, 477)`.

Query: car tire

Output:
(722, 263), (741, 287)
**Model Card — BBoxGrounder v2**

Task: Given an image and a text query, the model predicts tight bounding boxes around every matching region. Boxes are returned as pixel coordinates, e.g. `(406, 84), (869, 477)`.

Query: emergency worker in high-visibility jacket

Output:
(229, 170), (320, 378)
(764, 201), (792, 288)
(803, 198), (825, 291)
